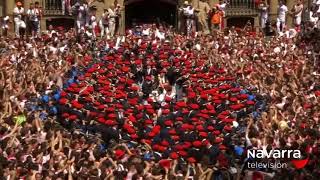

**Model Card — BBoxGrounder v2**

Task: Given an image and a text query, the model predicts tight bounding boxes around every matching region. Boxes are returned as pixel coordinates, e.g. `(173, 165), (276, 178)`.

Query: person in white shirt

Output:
(108, 6), (118, 38)
(155, 26), (166, 40)
(276, 0), (288, 33)
(259, 0), (269, 29)
(13, 1), (26, 37)
(88, 7), (97, 39)
(34, 2), (42, 35)
(26, 3), (40, 37)
(2, 16), (10, 36)
(182, 1), (195, 36)
(90, 15), (97, 38)
(218, 0), (228, 30)
(75, 5), (87, 33)
(99, 9), (109, 38)
(142, 24), (150, 36)
(291, 0), (303, 28)
(309, 10), (319, 28)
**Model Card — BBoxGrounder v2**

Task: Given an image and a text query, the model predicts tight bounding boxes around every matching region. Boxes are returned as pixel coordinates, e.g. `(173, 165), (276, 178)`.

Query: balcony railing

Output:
(225, 0), (259, 16)
(43, 0), (77, 16)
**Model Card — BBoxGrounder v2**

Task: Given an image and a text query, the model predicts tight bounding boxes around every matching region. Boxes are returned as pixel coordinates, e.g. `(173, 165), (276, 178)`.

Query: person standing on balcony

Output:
(89, 6), (98, 39)
(34, 2), (42, 36)
(211, 6), (223, 31)
(217, 0), (228, 30)
(1, 16), (10, 37)
(197, 0), (211, 34)
(99, 8), (109, 38)
(13, 1), (26, 38)
(258, 0), (269, 29)
(108, 6), (117, 38)
(75, 5), (87, 34)
(290, 0), (303, 31)
(27, 3), (40, 38)
(276, 0), (288, 33)
(114, 4), (121, 36)
(182, 1), (196, 36)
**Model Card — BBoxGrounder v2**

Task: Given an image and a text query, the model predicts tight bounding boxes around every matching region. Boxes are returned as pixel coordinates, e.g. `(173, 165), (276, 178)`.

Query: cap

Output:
(214, 137), (223, 143)
(159, 159), (171, 169)
(219, 144), (227, 150)
(178, 150), (187, 157)
(192, 141), (202, 148)
(114, 149), (125, 159)
(224, 125), (232, 132)
(190, 103), (200, 110)
(69, 115), (77, 121)
(199, 132), (208, 137)
(170, 152), (179, 159)
(187, 157), (196, 163)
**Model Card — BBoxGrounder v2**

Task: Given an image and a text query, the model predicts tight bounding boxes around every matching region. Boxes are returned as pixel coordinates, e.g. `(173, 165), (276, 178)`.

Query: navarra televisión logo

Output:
(246, 149), (309, 169)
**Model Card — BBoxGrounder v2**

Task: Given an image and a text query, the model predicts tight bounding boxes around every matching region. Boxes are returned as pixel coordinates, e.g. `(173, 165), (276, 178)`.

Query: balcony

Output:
(225, 0), (259, 16)
(42, 0), (77, 16)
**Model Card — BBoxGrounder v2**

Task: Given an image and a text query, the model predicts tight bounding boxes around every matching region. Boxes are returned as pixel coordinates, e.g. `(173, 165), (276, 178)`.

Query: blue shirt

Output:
(42, 95), (50, 103)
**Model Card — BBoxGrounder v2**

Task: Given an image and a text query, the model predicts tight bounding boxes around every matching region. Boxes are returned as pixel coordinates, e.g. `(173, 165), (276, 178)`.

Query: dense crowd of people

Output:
(0, 20), (319, 179)
(0, 1), (319, 180)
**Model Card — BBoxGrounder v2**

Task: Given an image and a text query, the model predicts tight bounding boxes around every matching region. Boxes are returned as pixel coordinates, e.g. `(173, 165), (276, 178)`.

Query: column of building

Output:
(118, 0), (125, 35)
(6, 0), (14, 16)
(6, 0), (16, 34)
(209, 0), (219, 7)
(104, 0), (113, 8)
(269, 0), (278, 24)
(286, 0), (294, 28)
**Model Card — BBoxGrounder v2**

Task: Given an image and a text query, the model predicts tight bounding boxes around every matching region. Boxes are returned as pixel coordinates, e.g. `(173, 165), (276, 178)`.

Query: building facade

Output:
(3, 0), (298, 34)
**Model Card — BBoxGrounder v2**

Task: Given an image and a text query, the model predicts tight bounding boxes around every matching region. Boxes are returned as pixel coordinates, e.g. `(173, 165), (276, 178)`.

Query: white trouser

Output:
(294, 16), (301, 26)
(109, 20), (116, 37)
(276, 18), (286, 32)
(92, 22), (97, 38)
(99, 20), (109, 38)
(261, 16), (268, 29)
(38, 20), (41, 34)
(14, 18), (25, 37)
(76, 20), (85, 32)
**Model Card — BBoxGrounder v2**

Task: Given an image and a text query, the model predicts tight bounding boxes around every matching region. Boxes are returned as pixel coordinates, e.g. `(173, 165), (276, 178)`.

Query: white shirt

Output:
(49, 46), (58, 54)
(13, 7), (24, 20)
(108, 8), (116, 22)
(183, 6), (194, 16)
(77, 6), (86, 21)
(101, 12), (109, 25)
(285, 28), (297, 38)
(218, 3), (227, 14)
(48, 30), (57, 37)
(142, 28), (150, 36)
(310, 11), (319, 24)
(260, 6), (268, 18)
(90, 15), (97, 26)
(155, 30), (165, 40)
(27, 8), (39, 21)
(2, 18), (8, 29)
(278, 4), (288, 21)
(294, 4), (303, 17)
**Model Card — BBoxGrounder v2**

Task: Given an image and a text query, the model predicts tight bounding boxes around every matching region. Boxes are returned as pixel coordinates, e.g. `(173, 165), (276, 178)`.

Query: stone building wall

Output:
(3, 0), (296, 34)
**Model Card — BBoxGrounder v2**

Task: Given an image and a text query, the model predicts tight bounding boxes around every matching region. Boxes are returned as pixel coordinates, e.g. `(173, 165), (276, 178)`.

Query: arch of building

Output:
(125, 0), (178, 28)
